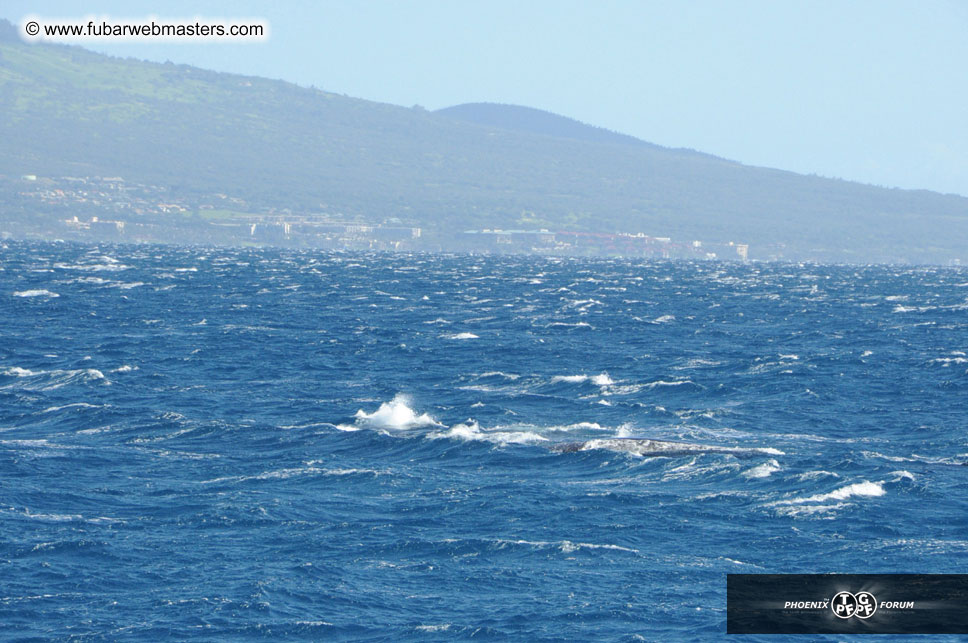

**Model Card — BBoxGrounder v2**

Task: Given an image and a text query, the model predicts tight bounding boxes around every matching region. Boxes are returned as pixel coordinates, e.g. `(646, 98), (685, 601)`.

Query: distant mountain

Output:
(436, 103), (663, 150)
(2, 18), (968, 262)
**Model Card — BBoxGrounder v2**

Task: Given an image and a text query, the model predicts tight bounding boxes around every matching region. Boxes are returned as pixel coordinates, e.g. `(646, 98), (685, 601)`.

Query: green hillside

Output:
(2, 19), (967, 262)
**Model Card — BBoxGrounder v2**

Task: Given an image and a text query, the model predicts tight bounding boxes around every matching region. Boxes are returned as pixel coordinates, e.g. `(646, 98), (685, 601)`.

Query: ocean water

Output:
(1, 241), (967, 640)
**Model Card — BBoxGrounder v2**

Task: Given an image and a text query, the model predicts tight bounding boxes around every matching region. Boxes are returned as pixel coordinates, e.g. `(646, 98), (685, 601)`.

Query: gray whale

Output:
(551, 438), (782, 457)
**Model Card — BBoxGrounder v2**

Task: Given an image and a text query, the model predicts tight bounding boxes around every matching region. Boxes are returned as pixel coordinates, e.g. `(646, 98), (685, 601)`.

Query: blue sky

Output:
(4, 0), (967, 196)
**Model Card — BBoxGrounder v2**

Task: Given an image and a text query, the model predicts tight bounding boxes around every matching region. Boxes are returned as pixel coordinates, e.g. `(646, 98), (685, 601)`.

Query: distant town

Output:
(0, 173), (751, 260)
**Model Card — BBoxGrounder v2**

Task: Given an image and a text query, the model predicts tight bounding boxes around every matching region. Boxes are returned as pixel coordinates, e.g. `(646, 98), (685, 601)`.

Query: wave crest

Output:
(353, 395), (440, 430)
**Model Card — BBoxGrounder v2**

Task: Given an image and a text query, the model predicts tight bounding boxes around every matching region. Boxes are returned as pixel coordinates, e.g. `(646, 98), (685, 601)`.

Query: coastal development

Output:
(1, 173), (750, 259)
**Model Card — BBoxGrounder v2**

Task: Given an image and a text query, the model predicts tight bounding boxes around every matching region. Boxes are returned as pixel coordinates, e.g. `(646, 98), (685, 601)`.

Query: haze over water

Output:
(2, 241), (967, 639)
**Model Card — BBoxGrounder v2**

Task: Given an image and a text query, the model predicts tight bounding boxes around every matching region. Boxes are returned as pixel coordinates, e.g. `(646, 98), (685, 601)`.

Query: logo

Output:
(832, 591), (877, 619)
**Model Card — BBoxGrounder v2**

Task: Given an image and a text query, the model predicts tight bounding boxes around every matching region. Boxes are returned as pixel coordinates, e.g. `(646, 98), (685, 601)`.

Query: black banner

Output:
(727, 574), (968, 634)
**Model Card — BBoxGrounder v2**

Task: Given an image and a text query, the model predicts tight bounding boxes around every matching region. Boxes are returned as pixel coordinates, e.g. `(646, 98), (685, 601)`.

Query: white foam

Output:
(353, 395), (440, 430)
(559, 540), (638, 554)
(13, 289), (58, 298)
(478, 371), (520, 380)
(0, 366), (106, 389)
(430, 420), (548, 445)
(796, 470), (840, 481)
(771, 481), (885, 507)
(445, 332), (479, 339)
(496, 538), (638, 554)
(743, 459), (781, 479)
(591, 373), (614, 386)
(653, 314), (676, 323)
(674, 358), (722, 370)
(0, 439), (52, 447)
(552, 374), (588, 384)
(551, 373), (613, 386)
(552, 422), (607, 432)
(644, 379), (694, 389)
(2, 366), (36, 377)
(333, 424), (362, 432)
(42, 402), (100, 413)
(774, 503), (850, 517)
(931, 357), (968, 365)
(201, 466), (386, 485)
(53, 262), (129, 272)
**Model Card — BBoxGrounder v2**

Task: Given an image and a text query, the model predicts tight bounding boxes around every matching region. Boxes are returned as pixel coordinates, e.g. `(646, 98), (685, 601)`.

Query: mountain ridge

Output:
(1, 18), (967, 262)
(435, 102), (738, 165)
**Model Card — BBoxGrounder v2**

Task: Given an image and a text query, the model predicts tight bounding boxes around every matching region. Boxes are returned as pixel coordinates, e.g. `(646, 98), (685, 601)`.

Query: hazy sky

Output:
(5, 0), (967, 196)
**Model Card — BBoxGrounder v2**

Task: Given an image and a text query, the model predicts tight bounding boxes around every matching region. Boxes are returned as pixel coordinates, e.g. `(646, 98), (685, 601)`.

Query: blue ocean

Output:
(2, 241), (966, 640)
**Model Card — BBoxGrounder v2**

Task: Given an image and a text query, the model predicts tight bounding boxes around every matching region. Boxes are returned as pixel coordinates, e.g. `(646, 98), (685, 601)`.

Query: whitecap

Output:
(550, 422), (607, 432)
(42, 402), (100, 413)
(743, 459), (781, 479)
(774, 503), (850, 517)
(495, 538), (638, 554)
(551, 374), (588, 384)
(13, 289), (58, 298)
(2, 366), (37, 377)
(930, 357), (968, 366)
(353, 395), (440, 430)
(551, 373), (613, 386)
(201, 465), (387, 484)
(429, 420), (548, 445)
(644, 379), (694, 389)
(53, 262), (129, 272)
(796, 470), (840, 481)
(478, 371), (520, 380)
(0, 366), (106, 390)
(445, 332), (479, 340)
(771, 481), (885, 506)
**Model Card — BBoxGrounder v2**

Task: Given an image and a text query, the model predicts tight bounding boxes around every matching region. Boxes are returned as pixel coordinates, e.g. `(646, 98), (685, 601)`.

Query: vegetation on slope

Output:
(1, 19), (967, 261)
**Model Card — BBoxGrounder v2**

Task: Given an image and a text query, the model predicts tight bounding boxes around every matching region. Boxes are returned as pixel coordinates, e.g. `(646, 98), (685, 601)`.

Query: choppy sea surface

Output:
(1, 241), (967, 640)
